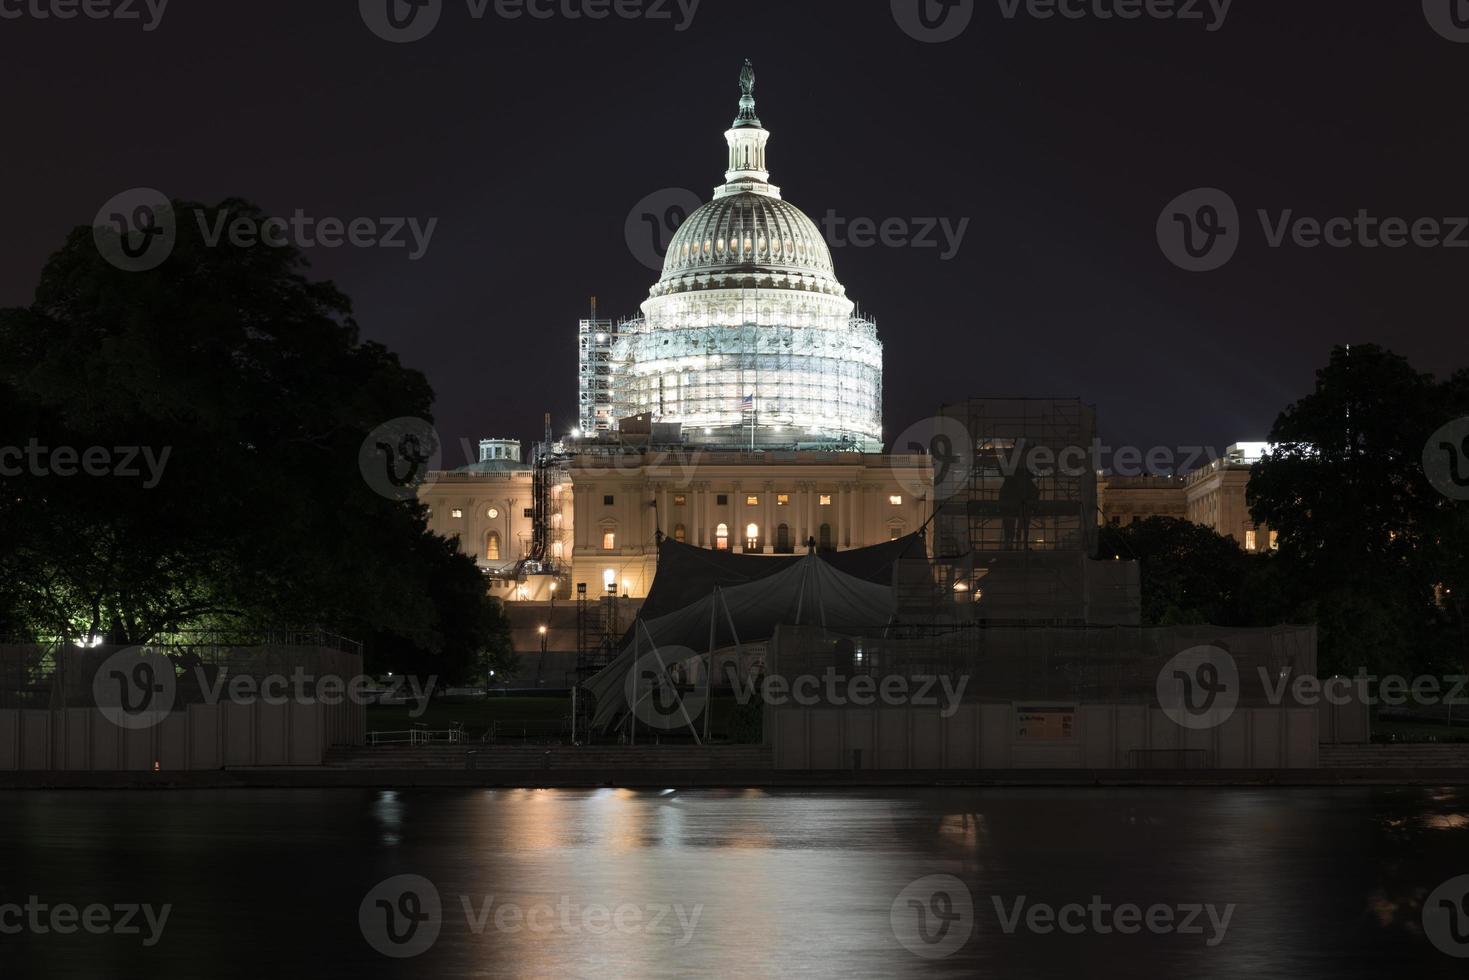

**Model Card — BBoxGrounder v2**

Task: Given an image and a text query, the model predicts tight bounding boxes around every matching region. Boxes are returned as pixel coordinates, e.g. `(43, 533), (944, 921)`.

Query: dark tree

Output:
(0, 200), (497, 683)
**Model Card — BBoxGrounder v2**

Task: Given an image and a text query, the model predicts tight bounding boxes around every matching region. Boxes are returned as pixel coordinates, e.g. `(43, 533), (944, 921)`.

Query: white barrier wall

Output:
(0, 698), (358, 772)
(770, 703), (1320, 770)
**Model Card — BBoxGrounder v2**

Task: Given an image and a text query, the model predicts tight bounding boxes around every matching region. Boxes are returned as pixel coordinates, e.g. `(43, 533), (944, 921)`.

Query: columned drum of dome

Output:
(610, 61), (884, 452)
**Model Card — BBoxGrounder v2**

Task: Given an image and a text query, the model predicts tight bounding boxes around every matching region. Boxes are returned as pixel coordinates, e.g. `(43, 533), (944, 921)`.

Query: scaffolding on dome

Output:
(608, 307), (883, 451)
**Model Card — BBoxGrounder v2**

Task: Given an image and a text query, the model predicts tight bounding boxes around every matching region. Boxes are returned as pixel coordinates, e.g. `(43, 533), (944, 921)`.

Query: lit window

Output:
(673, 494), (687, 506)
(451, 509), (463, 519)
(746, 523), (760, 551)
(486, 532), (501, 561)
(552, 541), (564, 558)
(776, 494), (789, 506)
(819, 495), (832, 507)
(746, 495), (759, 506)
(715, 523), (729, 551)
(1245, 530), (1257, 552)
(603, 531), (616, 551)
(889, 495), (903, 506)
(674, 524), (686, 543)
(487, 508), (498, 519)
(1269, 531), (1279, 551)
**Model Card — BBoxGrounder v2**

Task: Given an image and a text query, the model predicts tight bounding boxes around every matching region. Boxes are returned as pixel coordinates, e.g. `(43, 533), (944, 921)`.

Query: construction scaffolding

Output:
(606, 296), (884, 451)
(924, 398), (1105, 625)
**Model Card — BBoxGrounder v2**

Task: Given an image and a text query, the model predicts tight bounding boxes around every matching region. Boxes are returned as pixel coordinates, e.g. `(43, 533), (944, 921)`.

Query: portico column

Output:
(763, 481), (774, 553)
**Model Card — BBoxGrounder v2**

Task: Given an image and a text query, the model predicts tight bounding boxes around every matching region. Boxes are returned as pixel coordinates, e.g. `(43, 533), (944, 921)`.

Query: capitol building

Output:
(420, 63), (931, 601)
(584, 60), (884, 452)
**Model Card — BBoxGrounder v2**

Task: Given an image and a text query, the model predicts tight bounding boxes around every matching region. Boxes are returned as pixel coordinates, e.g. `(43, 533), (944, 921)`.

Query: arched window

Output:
(486, 531), (501, 561)
(819, 523), (833, 552)
(776, 523), (792, 554)
(715, 523), (729, 551)
(674, 523), (686, 544)
(745, 523), (760, 552)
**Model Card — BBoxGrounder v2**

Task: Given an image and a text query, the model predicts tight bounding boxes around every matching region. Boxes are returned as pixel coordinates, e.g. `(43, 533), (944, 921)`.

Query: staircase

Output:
(323, 744), (774, 771)
(1320, 744), (1469, 768)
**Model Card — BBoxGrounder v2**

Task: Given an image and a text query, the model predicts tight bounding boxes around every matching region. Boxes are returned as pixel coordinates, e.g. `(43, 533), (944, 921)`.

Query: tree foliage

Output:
(0, 200), (495, 683)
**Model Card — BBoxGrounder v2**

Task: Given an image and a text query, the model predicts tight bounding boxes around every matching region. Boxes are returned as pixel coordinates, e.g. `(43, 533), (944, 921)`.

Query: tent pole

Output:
(636, 616), (702, 745)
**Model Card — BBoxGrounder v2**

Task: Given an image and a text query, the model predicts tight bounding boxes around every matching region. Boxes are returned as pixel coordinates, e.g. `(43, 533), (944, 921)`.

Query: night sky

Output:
(4, 1), (1466, 467)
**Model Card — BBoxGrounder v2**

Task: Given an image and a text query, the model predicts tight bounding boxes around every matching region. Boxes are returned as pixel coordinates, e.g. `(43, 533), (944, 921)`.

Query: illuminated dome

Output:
(610, 61), (884, 452)
(655, 194), (845, 299)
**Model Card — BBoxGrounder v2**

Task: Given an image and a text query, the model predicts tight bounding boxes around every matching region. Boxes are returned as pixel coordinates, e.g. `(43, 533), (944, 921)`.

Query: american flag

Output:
(741, 394), (755, 411)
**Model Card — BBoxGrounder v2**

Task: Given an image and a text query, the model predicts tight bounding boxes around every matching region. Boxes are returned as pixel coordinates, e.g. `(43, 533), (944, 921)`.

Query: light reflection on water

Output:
(1, 786), (1466, 978)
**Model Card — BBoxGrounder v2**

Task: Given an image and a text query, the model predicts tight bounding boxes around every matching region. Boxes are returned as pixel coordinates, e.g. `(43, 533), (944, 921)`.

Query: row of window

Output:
(605, 493), (903, 507)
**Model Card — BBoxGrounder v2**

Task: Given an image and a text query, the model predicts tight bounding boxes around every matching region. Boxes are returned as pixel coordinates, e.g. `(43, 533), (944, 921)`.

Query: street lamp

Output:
(538, 624), (548, 659)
